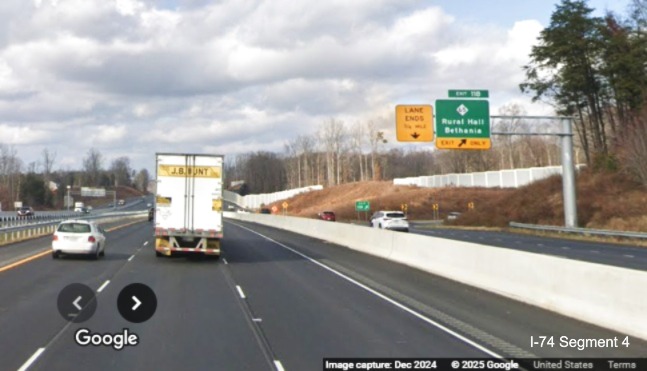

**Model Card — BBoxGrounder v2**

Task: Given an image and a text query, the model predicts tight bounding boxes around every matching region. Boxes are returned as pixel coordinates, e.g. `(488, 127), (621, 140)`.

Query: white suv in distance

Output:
(370, 211), (409, 232)
(52, 220), (106, 259)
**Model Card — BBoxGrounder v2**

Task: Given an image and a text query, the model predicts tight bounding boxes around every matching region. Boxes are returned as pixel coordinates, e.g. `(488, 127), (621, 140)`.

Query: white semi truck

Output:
(154, 153), (224, 258)
(74, 202), (85, 212)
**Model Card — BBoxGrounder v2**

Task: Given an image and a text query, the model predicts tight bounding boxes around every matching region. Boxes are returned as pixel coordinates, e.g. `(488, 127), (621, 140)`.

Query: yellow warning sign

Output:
(156, 196), (171, 206)
(212, 199), (222, 211)
(282, 202), (288, 209)
(436, 138), (491, 150)
(396, 105), (433, 142)
(158, 165), (221, 178)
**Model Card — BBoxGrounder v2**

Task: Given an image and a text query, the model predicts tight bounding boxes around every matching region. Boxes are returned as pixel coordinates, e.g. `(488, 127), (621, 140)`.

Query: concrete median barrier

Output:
(225, 212), (647, 341)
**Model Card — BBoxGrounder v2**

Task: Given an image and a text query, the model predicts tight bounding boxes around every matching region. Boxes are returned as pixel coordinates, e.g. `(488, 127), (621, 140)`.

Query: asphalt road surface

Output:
(1, 219), (645, 371)
(409, 224), (647, 271)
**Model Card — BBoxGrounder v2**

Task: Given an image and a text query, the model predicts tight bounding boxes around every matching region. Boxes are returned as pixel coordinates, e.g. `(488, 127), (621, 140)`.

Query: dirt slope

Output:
(267, 169), (647, 232)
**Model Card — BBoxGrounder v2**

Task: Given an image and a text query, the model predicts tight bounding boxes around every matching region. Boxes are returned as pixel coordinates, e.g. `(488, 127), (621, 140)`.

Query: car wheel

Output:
(52, 251), (59, 259)
(403, 229), (409, 233)
(155, 251), (163, 257)
(379, 223), (383, 229)
(91, 248), (99, 260)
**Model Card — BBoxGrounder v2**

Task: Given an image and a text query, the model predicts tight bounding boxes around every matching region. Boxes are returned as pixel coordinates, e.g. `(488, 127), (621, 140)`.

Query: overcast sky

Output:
(0, 0), (633, 173)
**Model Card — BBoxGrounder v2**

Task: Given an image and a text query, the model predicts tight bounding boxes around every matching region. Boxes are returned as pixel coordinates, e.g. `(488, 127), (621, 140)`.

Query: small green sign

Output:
(355, 201), (370, 211)
(448, 90), (489, 99)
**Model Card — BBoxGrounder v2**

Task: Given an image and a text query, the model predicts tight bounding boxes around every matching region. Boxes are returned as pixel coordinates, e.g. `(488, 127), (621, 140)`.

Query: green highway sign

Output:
(448, 90), (489, 98)
(355, 201), (370, 211)
(435, 99), (491, 149)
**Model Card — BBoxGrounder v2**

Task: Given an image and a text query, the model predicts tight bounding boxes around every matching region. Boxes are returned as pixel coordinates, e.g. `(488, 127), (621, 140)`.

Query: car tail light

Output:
(88, 236), (96, 243)
(53, 235), (58, 241)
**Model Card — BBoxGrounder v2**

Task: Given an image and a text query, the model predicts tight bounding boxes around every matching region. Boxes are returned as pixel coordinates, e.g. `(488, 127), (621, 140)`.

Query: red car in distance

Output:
(318, 211), (336, 222)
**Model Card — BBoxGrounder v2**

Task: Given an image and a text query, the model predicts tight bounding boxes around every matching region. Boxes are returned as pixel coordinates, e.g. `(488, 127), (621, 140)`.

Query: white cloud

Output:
(115, 0), (145, 16)
(0, 0), (551, 171)
(91, 125), (127, 144)
(0, 124), (50, 144)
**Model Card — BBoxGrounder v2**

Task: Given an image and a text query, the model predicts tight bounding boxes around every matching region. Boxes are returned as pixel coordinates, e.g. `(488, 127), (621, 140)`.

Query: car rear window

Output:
(58, 223), (92, 233)
(386, 212), (405, 218)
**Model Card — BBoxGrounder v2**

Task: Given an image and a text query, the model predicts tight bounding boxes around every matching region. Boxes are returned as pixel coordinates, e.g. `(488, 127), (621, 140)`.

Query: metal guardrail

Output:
(0, 210), (147, 234)
(509, 222), (647, 240)
(0, 212), (80, 228)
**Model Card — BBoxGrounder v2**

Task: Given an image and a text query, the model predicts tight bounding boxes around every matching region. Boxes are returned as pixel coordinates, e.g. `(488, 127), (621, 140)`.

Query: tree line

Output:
(521, 0), (647, 182)
(0, 145), (150, 209)
(225, 108), (566, 195)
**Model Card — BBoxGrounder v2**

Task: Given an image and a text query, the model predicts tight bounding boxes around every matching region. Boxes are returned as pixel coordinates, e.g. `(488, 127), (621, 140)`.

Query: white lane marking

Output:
(236, 285), (246, 299)
(591, 250), (600, 254)
(234, 223), (505, 359)
(128, 255), (135, 262)
(624, 255), (635, 258)
(144, 241), (149, 246)
(253, 318), (263, 322)
(18, 347), (45, 371)
(537, 243), (544, 247)
(562, 246), (570, 250)
(223, 258), (228, 265)
(97, 280), (110, 293)
(274, 360), (285, 371)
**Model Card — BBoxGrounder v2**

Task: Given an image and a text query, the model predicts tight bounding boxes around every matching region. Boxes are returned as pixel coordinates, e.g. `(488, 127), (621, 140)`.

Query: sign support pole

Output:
(561, 118), (578, 228)
(490, 115), (578, 228)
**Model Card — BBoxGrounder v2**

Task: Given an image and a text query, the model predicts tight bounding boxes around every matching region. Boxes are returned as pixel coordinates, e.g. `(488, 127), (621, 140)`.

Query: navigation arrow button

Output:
(132, 296), (142, 311)
(73, 296), (83, 311)
(117, 283), (157, 323)
(57, 283), (97, 323)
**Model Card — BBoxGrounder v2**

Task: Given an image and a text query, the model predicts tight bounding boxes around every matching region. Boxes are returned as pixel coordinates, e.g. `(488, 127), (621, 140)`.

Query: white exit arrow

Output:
(132, 296), (141, 311)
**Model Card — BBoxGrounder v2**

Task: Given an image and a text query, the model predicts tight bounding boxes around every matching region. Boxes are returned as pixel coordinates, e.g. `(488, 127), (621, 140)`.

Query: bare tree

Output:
(320, 118), (346, 185)
(110, 157), (132, 187)
(366, 120), (387, 180)
(296, 135), (314, 186)
(495, 103), (526, 169)
(283, 140), (299, 188)
(0, 144), (23, 202)
(83, 148), (103, 187)
(42, 148), (56, 181)
(350, 121), (365, 181)
(133, 168), (150, 193)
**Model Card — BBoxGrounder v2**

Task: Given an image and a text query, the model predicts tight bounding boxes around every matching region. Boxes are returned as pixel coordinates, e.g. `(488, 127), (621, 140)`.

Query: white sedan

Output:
(370, 211), (410, 232)
(52, 220), (107, 259)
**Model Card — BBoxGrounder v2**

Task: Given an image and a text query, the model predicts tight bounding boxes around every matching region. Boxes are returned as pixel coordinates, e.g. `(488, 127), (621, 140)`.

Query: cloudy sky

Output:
(0, 0), (633, 173)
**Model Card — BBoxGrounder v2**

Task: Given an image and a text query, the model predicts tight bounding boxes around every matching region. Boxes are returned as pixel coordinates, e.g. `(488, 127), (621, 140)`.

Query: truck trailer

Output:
(154, 153), (224, 258)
